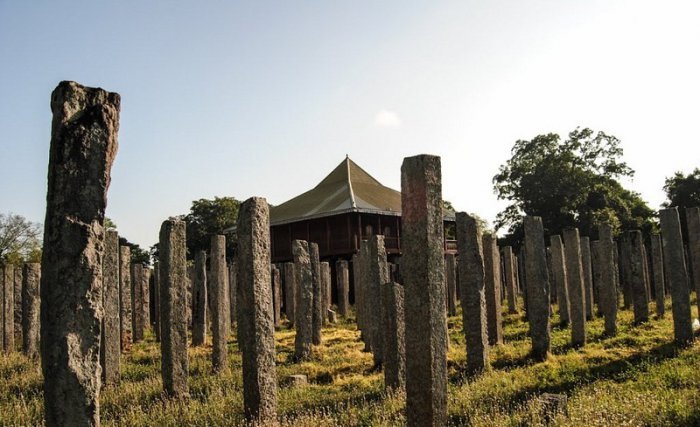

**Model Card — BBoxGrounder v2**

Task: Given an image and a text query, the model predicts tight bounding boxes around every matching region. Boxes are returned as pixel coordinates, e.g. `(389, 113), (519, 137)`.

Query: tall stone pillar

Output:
(382, 282), (405, 391)
(22, 263), (41, 358)
(210, 235), (229, 372)
(159, 219), (189, 397)
(336, 260), (350, 317)
(445, 253), (457, 316)
(523, 216), (551, 360)
(272, 265), (281, 327)
(591, 241), (603, 316)
(293, 240), (313, 360)
(624, 231), (649, 324)
(41, 81), (119, 425)
(191, 251), (207, 347)
(659, 208), (694, 346)
(563, 228), (586, 347)
(118, 246), (132, 352)
(482, 233), (503, 345)
(456, 213), (489, 373)
(101, 230), (120, 385)
(580, 236), (594, 320)
(153, 262), (161, 342)
(2, 264), (14, 353)
(320, 261), (331, 322)
(502, 246), (518, 314)
(131, 264), (149, 343)
(236, 197), (277, 423)
(367, 235), (389, 367)
(229, 262), (237, 328)
(13, 267), (22, 349)
(283, 262), (295, 324)
(550, 235), (570, 325)
(650, 234), (665, 316)
(309, 243), (322, 345)
(598, 224), (618, 336)
(685, 207), (700, 311)
(401, 155), (447, 427)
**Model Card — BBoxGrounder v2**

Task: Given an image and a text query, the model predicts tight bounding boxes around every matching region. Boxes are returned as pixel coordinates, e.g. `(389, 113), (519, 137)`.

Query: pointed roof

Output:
(270, 156), (402, 225)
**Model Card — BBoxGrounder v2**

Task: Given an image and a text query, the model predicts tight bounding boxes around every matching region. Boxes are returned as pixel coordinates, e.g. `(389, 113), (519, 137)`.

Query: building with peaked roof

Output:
(269, 156), (456, 263)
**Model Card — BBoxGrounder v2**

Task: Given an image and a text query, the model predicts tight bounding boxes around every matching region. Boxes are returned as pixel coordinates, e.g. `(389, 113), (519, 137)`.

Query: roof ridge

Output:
(346, 156), (357, 208)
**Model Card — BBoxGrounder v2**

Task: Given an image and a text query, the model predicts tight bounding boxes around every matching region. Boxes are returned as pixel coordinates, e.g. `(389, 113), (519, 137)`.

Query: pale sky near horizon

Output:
(1, 1), (699, 250)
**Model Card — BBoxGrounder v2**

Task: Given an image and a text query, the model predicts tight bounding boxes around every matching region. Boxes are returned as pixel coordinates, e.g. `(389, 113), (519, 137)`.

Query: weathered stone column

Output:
(523, 216), (551, 360)
(153, 262), (161, 342)
(293, 240), (313, 360)
(685, 207), (700, 312)
(591, 241), (602, 316)
(482, 233), (503, 345)
(382, 282), (405, 391)
(22, 263), (41, 358)
(283, 262), (295, 325)
(624, 231), (649, 324)
(309, 242), (322, 345)
(132, 264), (148, 343)
(229, 262), (237, 328)
(336, 260), (350, 317)
(159, 219), (189, 397)
(650, 234), (665, 316)
(502, 246), (518, 314)
(642, 244), (652, 303)
(191, 251), (207, 347)
(563, 228), (586, 347)
(659, 208), (694, 346)
(445, 253), (457, 316)
(580, 236), (594, 320)
(358, 244), (370, 349)
(272, 265), (281, 327)
(550, 235), (570, 326)
(236, 197), (277, 423)
(320, 261), (331, 322)
(101, 230), (120, 385)
(352, 254), (362, 328)
(13, 267), (22, 348)
(401, 155), (447, 427)
(367, 235), (389, 367)
(619, 239), (632, 310)
(598, 224), (618, 336)
(119, 245), (132, 351)
(41, 81), (119, 425)
(456, 212), (489, 373)
(210, 235), (229, 372)
(3, 264), (14, 353)
(517, 247), (528, 314)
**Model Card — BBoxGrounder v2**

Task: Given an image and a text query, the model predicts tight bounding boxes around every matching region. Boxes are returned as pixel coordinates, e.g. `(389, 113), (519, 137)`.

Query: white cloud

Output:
(374, 109), (402, 128)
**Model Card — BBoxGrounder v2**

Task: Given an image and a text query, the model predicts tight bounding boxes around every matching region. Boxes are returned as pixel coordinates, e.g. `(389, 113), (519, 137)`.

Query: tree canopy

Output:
(184, 197), (240, 259)
(493, 128), (655, 246)
(0, 212), (42, 265)
(663, 168), (700, 210)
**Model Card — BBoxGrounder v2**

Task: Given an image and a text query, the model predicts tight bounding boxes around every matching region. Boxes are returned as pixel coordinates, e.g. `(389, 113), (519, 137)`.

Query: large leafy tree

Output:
(184, 197), (240, 259)
(0, 212), (42, 264)
(663, 168), (700, 210)
(493, 128), (655, 245)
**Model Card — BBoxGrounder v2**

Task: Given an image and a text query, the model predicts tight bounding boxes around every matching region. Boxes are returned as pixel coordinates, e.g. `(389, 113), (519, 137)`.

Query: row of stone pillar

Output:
(0, 262), (41, 357)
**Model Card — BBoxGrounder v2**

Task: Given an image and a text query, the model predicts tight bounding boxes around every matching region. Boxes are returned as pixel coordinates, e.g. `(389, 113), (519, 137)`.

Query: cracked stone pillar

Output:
(191, 251), (207, 347)
(482, 233), (503, 345)
(101, 230), (120, 385)
(211, 235), (229, 372)
(563, 228), (586, 347)
(580, 236), (594, 320)
(445, 253), (457, 316)
(309, 243), (322, 345)
(367, 235), (389, 367)
(283, 262), (295, 325)
(401, 155), (447, 427)
(550, 235), (570, 326)
(456, 213), (489, 373)
(524, 216), (551, 360)
(153, 262), (161, 342)
(293, 240), (313, 360)
(320, 261), (331, 323)
(591, 241), (602, 316)
(659, 208), (694, 346)
(119, 245), (132, 351)
(502, 246), (518, 314)
(382, 282), (405, 391)
(272, 265), (281, 327)
(159, 218), (189, 397)
(131, 264), (148, 343)
(336, 260), (350, 317)
(41, 80), (119, 425)
(624, 231), (649, 324)
(650, 234), (665, 316)
(3, 264), (14, 353)
(13, 267), (22, 348)
(235, 197), (278, 423)
(229, 261), (237, 328)
(685, 207), (700, 312)
(22, 263), (41, 358)
(598, 224), (618, 336)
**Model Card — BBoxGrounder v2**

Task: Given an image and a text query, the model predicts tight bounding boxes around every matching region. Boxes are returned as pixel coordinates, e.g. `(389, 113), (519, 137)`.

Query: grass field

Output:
(1, 298), (698, 426)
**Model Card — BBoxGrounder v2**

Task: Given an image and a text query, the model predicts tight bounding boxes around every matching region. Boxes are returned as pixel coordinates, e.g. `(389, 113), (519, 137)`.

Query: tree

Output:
(0, 213), (42, 264)
(493, 127), (655, 246)
(663, 168), (700, 210)
(184, 197), (240, 259)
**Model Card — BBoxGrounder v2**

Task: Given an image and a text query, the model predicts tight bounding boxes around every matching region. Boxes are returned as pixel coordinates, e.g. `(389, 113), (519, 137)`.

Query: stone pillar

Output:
(642, 244), (652, 303)
(3, 264), (14, 353)
(336, 260), (350, 317)
(624, 231), (649, 324)
(283, 262), (295, 325)
(235, 197), (277, 423)
(590, 241), (603, 316)
(358, 244), (370, 349)
(367, 235), (389, 367)
(352, 254), (362, 328)
(382, 282), (405, 391)
(191, 251), (207, 347)
(159, 219), (189, 397)
(13, 267), (22, 349)
(550, 235), (570, 326)
(659, 208), (694, 346)
(580, 236), (594, 320)
(132, 264), (146, 343)
(685, 207), (700, 312)
(320, 261), (331, 322)
(619, 240), (632, 310)
(523, 216), (551, 360)
(211, 235), (229, 372)
(41, 80), (119, 425)
(563, 228), (586, 347)
(119, 245), (132, 351)
(229, 262), (237, 328)
(22, 263), (41, 358)
(309, 242), (322, 345)
(598, 224), (618, 336)
(456, 212), (489, 373)
(650, 234), (665, 316)
(502, 246), (518, 314)
(517, 247), (527, 314)
(293, 240), (313, 360)
(445, 254), (457, 316)
(272, 265), (281, 327)
(401, 155), (447, 427)
(153, 262), (161, 342)
(482, 233), (503, 345)
(101, 230), (120, 385)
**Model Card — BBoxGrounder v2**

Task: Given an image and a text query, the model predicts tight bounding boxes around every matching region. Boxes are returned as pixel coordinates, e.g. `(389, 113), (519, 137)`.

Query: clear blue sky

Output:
(1, 1), (699, 250)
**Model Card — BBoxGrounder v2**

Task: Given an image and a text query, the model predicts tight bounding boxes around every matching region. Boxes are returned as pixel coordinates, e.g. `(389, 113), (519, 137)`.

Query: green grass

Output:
(1, 298), (698, 426)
